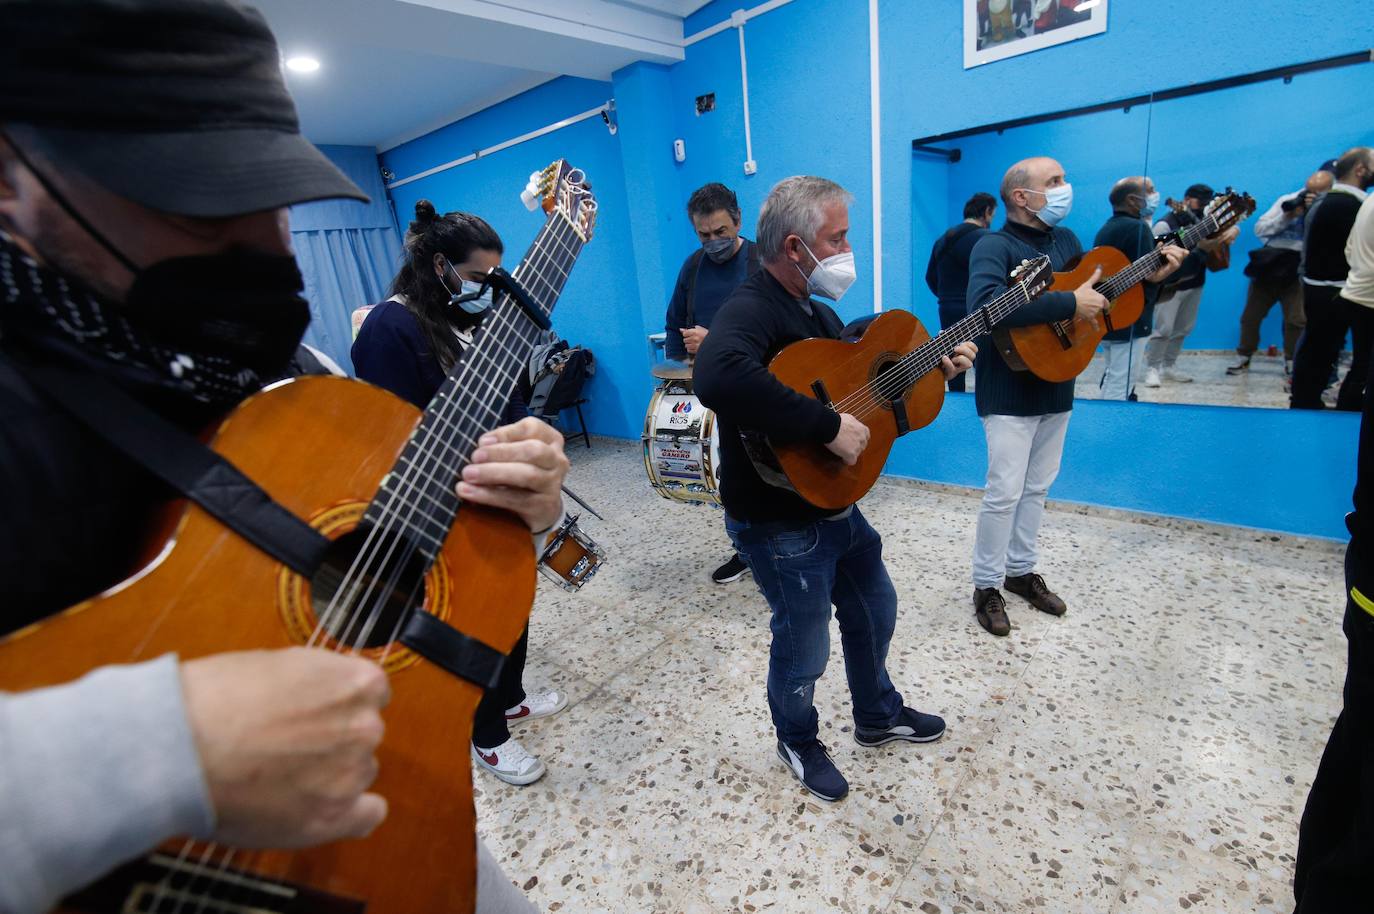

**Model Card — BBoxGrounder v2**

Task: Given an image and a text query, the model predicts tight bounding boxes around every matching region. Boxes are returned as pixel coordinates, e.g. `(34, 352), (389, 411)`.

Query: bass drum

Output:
(642, 378), (722, 506)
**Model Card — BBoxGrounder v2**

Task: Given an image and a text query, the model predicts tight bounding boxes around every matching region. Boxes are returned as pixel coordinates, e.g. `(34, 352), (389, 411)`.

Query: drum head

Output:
(651, 359), (694, 380)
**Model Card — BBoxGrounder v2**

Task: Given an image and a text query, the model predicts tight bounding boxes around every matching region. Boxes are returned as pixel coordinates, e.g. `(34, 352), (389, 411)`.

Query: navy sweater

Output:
(352, 298), (526, 423)
(925, 223), (987, 317)
(664, 238), (757, 361)
(967, 221), (1081, 417)
(695, 269), (844, 524)
(1095, 210), (1162, 341)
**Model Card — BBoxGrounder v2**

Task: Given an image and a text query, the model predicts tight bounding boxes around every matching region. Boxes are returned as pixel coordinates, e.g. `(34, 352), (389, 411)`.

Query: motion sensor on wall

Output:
(673, 139), (686, 163)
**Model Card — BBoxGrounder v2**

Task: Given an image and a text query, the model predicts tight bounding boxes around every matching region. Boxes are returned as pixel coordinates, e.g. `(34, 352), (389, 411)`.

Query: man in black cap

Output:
(0, 2), (554, 911)
(1143, 183), (1237, 388)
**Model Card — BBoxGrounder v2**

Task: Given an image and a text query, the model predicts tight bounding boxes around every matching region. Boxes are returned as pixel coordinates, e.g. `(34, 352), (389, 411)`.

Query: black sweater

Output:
(967, 221), (1081, 418)
(694, 268), (845, 524)
(925, 223), (987, 315)
(1304, 189), (1365, 283)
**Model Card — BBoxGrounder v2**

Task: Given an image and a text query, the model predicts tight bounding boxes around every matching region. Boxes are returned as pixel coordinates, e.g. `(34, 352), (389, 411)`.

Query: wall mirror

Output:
(911, 51), (1374, 410)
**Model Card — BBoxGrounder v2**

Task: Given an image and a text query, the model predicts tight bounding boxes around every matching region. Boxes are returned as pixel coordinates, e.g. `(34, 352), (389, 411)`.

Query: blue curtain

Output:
(289, 145), (403, 374)
(292, 227), (400, 373)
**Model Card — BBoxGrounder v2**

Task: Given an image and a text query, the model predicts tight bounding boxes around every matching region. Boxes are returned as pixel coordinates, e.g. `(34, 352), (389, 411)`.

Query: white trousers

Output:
(971, 411), (1071, 589)
(1098, 337), (1147, 400)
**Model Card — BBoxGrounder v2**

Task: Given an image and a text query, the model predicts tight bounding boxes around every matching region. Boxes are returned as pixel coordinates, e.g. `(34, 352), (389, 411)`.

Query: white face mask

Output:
(796, 239), (857, 301)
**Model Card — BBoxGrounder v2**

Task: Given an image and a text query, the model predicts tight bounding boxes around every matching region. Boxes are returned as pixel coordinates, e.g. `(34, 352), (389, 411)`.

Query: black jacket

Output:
(694, 269), (844, 524)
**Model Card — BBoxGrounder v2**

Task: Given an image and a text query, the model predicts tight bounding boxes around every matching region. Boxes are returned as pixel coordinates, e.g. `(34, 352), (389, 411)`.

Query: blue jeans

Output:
(725, 507), (904, 746)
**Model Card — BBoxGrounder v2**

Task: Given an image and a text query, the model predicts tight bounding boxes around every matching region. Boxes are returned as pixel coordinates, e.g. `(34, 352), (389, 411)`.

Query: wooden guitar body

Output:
(0, 374), (535, 914)
(994, 245), (1139, 382)
(766, 309), (943, 511)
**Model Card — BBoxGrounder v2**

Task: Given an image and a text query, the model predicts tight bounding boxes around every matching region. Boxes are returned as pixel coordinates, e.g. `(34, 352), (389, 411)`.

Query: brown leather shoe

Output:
(1004, 573), (1067, 616)
(973, 587), (1010, 636)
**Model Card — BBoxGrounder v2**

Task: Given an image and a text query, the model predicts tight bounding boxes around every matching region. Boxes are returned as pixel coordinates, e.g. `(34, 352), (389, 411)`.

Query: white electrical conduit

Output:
(868, 0), (882, 312)
(385, 102), (612, 190)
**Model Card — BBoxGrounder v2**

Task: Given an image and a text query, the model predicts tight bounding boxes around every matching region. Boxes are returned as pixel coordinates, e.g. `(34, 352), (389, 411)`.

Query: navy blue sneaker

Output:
(854, 706), (946, 747)
(776, 739), (849, 802)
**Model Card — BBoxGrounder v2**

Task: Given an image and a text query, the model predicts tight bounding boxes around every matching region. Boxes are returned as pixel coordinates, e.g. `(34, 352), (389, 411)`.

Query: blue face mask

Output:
(1138, 191), (1160, 220)
(1025, 183), (1073, 227)
(702, 237), (737, 264)
(457, 278), (493, 315)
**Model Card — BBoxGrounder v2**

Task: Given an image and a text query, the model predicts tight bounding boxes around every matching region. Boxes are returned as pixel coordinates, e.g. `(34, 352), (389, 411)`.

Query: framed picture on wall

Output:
(964, 0), (1108, 69)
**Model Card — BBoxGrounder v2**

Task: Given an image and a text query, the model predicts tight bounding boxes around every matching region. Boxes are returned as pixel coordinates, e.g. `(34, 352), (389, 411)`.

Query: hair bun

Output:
(414, 199), (437, 224)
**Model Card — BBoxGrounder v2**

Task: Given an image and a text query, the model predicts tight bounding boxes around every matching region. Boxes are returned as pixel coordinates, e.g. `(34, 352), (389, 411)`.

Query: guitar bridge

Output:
(1050, 320), (1074, 350)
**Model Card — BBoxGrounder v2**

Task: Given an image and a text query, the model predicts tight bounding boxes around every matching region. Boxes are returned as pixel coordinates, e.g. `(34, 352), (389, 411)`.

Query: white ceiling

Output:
(252, 0), (711, 150)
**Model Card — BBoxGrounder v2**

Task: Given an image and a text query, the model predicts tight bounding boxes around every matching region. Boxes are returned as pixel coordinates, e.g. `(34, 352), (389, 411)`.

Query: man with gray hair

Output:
(696, 176), (975, 801)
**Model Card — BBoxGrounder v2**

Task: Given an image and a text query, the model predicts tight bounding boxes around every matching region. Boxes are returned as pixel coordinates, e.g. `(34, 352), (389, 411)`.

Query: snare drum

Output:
(642, 375), (722, 506)
(538, 514), (606, 592)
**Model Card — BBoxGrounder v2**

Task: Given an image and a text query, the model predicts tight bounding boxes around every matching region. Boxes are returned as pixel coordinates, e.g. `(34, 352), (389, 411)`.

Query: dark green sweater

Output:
(1095, 210), (1163, 341)
(967, 221), (1081, 417)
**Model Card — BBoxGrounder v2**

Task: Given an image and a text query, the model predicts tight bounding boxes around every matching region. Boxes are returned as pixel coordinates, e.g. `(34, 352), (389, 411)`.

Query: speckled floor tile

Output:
(466, 437), (1346, 913)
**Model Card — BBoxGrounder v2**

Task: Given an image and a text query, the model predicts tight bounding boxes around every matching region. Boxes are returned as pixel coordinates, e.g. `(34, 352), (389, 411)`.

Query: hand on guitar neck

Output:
(1074, 265), (1109, 326)
(1145, 241), (1190, 283)
(458, 416), (570, 534)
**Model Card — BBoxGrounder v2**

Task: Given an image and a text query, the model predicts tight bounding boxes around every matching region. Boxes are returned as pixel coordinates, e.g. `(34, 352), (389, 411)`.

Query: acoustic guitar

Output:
(742, 256), (1054, 510)
(993, 189), (1255, 382)
(0, 160), (597, 914)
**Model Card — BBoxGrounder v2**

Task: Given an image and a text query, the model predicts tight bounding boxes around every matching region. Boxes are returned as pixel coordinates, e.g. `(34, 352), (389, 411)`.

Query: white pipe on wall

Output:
(386, 103), (611, 190)
(869, 0), (882, 312)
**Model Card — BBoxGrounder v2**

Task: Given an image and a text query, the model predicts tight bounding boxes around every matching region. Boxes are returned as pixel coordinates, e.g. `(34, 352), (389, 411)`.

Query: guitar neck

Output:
(363, 210), (586, 559)
(898, 277), (1034, 379)
(1097, 213), (1218, 301)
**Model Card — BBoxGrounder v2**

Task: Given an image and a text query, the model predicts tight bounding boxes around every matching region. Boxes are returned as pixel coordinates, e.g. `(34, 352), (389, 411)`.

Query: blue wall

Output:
(380, 78), (650, 439)
(375, 0), (1370, 540)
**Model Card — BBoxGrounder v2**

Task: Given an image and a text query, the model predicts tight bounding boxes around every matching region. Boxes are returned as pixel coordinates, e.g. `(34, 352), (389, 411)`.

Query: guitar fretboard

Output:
(363, 210), (585, 560)
(875, 261), (1044, 392)
(1096, 212), (1219, 303)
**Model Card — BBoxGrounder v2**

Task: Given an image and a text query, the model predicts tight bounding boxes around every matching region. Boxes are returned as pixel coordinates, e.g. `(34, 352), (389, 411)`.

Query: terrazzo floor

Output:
(475, 437), (1347, 914)
(964, 350), (1354, 410)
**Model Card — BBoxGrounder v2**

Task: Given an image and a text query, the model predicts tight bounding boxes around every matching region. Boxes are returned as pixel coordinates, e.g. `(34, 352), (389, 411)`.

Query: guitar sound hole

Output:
(872, 357), (908, 405)
(309, 527), (428, 650)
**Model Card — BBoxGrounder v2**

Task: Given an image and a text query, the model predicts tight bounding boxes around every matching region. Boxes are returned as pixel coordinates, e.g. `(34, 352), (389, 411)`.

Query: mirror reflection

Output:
(913, 55), (1374, 410)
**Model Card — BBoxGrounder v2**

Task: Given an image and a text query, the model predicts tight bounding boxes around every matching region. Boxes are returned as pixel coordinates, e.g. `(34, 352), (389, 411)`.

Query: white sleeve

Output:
(0, 655), (214, 914)
(1254, 192), (1298, 241)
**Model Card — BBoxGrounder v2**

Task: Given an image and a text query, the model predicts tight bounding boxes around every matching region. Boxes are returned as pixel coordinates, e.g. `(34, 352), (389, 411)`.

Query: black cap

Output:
(1184, 183), (1215, 203)
(0, 0), (367, 217)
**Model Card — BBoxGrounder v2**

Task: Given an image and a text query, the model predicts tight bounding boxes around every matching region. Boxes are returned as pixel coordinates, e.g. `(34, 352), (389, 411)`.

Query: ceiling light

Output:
(285, 56), (320, 73)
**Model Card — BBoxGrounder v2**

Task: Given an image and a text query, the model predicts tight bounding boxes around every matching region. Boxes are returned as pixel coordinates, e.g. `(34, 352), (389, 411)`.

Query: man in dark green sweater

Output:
(965, 157), (1182, 636)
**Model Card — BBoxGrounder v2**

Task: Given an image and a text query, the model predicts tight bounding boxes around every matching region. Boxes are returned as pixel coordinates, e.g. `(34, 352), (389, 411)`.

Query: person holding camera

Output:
(1228, 170), (1334, 377)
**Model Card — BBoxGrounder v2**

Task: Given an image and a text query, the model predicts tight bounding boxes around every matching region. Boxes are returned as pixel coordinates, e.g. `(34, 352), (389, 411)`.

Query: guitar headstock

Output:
(522, 160), (598, 242)
(1204, 188), (1257, 233)
(1010, 255), (1054, 299)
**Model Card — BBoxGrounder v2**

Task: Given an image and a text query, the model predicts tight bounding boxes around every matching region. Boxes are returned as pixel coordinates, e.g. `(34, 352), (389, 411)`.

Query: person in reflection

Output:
(925, 191), (997, 392)
(0, 2), (555, 912)
(353, 201), (570, 788)
(965, 158), (1182, 636)
(1143, 184), (1237, 388)
(1227, 170), (1335, 377)
(1291, 147), (1374, 410)
(1095, 176), (1167, 400)
(662, 182), (762, 585)
(695, 176), (975, 802)
(1292, 319), (1374, 912)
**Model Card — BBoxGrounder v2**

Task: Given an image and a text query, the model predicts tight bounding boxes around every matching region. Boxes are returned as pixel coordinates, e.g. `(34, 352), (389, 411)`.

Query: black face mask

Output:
(122, 248), (311, 382)
(1, 233), (310, 407)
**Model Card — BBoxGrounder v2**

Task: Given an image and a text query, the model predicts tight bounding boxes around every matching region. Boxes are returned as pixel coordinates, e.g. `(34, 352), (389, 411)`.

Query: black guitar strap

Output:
(18, 354), (330, 576)
(21, 354), (512, 690)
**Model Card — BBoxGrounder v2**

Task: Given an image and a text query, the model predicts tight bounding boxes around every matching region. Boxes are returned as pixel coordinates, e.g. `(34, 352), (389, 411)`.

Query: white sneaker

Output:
(1143, 367), (1162, 388)
(505, 688), (568, 725)
(472, 738), (546, 785)
(1162, 367), (1193, 383)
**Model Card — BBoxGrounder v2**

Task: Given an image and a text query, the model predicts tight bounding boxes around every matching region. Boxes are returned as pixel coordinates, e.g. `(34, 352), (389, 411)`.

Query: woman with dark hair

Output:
(353, 200), (567, 787)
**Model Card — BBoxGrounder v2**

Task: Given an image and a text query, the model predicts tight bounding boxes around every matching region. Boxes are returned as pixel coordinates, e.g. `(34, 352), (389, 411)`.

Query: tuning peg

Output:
(520, 184), (540, 211)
